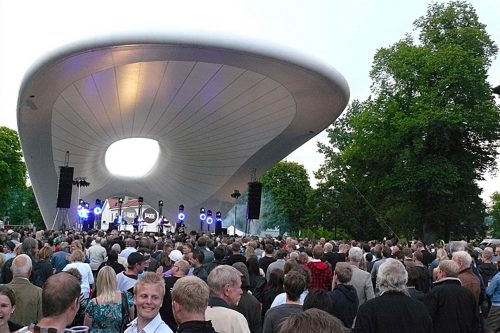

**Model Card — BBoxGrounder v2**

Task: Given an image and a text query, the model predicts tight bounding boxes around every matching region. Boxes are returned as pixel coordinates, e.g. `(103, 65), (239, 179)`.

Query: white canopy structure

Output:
(17, 35), (349, 230)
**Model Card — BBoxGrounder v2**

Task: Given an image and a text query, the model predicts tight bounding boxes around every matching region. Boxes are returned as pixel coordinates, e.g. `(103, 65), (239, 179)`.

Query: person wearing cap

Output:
(117, 252), (150, 294)
(162, 250), (184, 278)
(4, 240), (16, 260)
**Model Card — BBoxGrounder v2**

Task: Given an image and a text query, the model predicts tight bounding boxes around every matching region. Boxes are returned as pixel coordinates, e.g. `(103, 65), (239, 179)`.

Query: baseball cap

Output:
(168, 249), (183, 262)
(7, 229), (14, 235)
(127, 252), (150, 266)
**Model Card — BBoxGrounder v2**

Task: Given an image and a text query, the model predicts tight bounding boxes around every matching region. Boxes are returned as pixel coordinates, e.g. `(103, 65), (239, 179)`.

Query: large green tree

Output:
(490, 192), (500, 238)
(317, 1), (500, 242)
(260, 161), (311, 234)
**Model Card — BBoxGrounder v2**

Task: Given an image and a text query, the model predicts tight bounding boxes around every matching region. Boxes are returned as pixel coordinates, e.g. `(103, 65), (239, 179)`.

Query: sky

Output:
(1, 0), (499, 203)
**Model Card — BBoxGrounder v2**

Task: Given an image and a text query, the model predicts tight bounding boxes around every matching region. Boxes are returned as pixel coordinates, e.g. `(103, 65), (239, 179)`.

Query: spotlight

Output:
(206, 210), (213, 225)
(158, 200), (164, 207)
(93, 206), (102, 215)
(178, 204), (185, 221)
(118, 197), (124, 204)
(216, 211), (222, 221)
(200, 208), (206, 221)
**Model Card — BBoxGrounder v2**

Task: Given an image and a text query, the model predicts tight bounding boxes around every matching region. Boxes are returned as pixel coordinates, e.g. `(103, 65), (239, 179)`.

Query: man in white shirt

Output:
(125, 272), (173, 333)
(88, 236), (107, 276)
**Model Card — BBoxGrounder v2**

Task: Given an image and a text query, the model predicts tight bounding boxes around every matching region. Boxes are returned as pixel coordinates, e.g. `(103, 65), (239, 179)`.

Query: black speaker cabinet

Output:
(247, 182), (262, 220)
(56, 167), (74, 208)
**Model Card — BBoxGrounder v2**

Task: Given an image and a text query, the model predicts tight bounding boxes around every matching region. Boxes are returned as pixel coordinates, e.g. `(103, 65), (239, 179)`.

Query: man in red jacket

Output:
(305, 245), (333, 291)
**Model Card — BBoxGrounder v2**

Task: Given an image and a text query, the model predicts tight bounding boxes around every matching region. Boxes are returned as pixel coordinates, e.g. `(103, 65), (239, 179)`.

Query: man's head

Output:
(279, 308), (345, 333)
(172, 260), (190, 277)
(348, 246), (363, 264)
(188, 248), (204, 268)
(437, 259), (460, 279)
(207, 265), (242, 306)
(11, 254), (32, 278)
(42, 272), (81, 326)
(134, 272), (165, 322)
(182, 243), (193, 255)
(376, 258), (408, 294)
(283, 270), (306, 302)
(21, 237), (38, 258)
(312, 245), (324, 260)
(127, 252), (149, 274)
(334, 262), (352, 284)
(452, 251), (472, 271)
(172, 276), (210, 324)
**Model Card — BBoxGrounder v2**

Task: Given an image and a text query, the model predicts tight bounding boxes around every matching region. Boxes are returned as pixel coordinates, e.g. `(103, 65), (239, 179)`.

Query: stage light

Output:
(93, 206), (102, 215)
(178, 204), (185, 221)
(200, 208), (206, 221)
(158, 200), (163, 207)
(216, 211), (222, 221)
(206, 210), (213, 225)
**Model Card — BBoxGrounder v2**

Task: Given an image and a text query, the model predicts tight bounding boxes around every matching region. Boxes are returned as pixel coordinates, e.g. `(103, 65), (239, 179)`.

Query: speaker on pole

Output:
(56, 167), (74, 208)
(246, 182), (262, 220)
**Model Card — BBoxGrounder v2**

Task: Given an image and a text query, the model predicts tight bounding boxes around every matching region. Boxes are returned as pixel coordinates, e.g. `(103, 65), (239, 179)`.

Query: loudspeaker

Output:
(56, 167), (74, 208)
(247, 182), (262, 220)
(215, 219), (222, 235)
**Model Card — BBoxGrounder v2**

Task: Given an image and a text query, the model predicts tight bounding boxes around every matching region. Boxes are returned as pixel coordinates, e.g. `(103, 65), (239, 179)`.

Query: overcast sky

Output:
(1, 0), (499, 202)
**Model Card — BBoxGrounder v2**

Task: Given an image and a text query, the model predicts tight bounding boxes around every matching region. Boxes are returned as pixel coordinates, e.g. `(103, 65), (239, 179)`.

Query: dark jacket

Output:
(235, 291), (262, 333)
(478, 262), (497, 284)
(353, 290), (432, 333)
(424, 277), (480, 333)
(329, 284), (358, 328)
(177, 320), (217, 333)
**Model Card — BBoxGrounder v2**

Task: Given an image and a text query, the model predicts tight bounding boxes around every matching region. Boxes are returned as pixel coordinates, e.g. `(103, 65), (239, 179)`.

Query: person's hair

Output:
(38, 244), (53, 261)
(348, 246), (363, 263)
(134, 271), (165, 298)
(323, 243), (333, 253)
(191, 248), (205, 263)
(214, 246), (226, 261)
(11, 253), (32, 277)
(283, 259), (298, 274)
(452, 251), (472, 269)
(43, 272), (81, 317)
(231, 242), (241, 253)
(312, 245), (323, 259)
(413, 251), (423, 262)
(276, 249), (288, 260)
(197, 236), (207, 248)
(0, 284), (16, 306)
(108, 250), (118, 262)
(96, 266), (117, 303)
(207, 265), (241, 296)
(111, 243), (121, 253)
(303, 290), (334, 313)
(65, 268), (82, 282)
(157, 251), (171, 269)
(381, 246), (391, 258)
(279, 308), (345, 333)
(126, 238), (136, 248)
(21, 237), (38, 258)
(406, 266), (420, 287)
(450, 241), (466, 253)
(172, 276), (209, 314)
(377, 258), (408, 294)
(70, 249), (85, 262)
(175, 260), (190, 275)
(483, 247), (494, 261)
(244, 246), (255, 259)
(402, 247), (413, 258)
(439, 260), (460, 278)
(283, 270), (306, 301)
(265, 243), (274, 255)
(266, 269), (285, 292)
(334, 262), (352, 284)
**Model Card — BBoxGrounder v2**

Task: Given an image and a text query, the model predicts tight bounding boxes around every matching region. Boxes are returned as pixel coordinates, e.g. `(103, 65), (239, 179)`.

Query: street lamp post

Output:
(230, 190), (241, 236)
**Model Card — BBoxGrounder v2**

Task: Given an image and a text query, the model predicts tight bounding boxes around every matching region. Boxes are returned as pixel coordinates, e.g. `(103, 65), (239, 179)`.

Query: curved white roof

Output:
(17, 35), (349, 230)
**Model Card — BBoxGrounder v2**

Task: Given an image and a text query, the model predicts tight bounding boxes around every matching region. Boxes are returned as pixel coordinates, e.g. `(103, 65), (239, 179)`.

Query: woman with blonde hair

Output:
(84, 266), (134, 333)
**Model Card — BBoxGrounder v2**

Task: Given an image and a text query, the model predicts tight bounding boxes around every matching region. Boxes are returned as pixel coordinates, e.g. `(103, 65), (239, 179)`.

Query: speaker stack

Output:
(247, 182), (262, 220)
(56, 167), (74, 208)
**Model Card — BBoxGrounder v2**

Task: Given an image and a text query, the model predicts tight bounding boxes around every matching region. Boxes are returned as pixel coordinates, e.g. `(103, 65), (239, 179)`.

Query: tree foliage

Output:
(316, 1), (500, 242)
(490, 192), (500, 238)
(260, 161), (311, 233)
(0, 127), (43, 229)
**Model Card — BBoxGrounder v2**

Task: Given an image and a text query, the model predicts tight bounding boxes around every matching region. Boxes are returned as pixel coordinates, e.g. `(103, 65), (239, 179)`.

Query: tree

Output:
(260, 161), (311, 234)
(317, 1), (500, 242)
(490, 192), (500, 238)
(0, 127), (27, 221)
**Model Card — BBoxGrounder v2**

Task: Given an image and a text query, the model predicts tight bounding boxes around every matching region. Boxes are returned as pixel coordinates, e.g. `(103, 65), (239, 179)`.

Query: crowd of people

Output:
(0, 226), (498, 333)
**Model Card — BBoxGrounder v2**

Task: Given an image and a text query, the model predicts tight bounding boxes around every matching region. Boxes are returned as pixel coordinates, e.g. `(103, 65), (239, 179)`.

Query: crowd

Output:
(0, 226), (498, 333)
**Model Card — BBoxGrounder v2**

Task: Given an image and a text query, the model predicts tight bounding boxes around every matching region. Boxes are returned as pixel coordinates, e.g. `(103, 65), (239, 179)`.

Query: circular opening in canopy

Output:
(105, 138), (160, 177)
